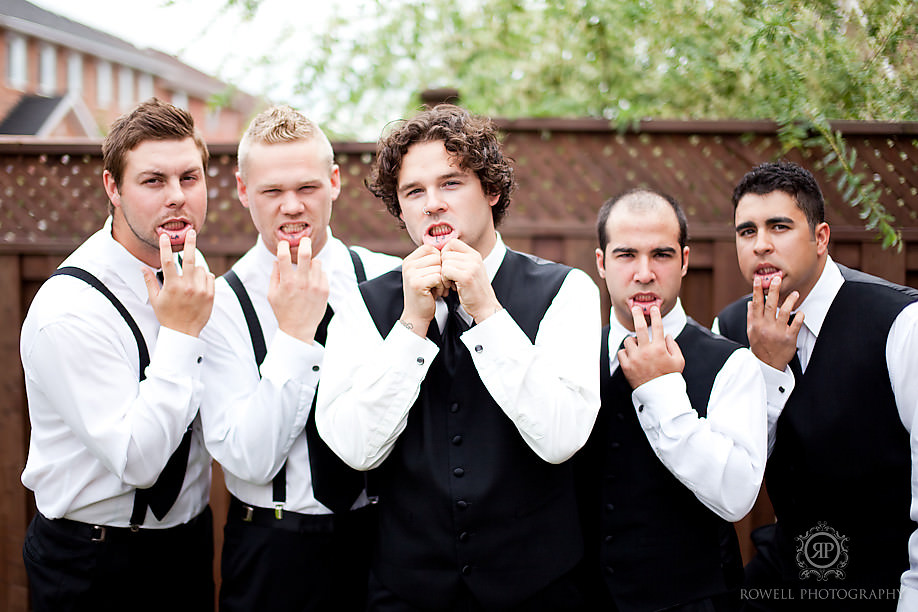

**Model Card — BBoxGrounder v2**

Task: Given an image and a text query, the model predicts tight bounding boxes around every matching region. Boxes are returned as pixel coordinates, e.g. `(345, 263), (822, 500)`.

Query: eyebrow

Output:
(398, 170), (466, 194)
(735, 216), (796, 232)
(610, 246), (677, 255)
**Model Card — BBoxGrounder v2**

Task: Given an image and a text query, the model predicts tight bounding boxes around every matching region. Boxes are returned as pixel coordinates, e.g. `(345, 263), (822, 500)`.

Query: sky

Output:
(28, 0), (336, 103)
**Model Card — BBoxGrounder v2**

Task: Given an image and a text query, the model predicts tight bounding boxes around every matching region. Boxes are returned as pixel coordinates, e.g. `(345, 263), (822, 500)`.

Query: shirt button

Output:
(312, 365), (320, 372)
(637, 405), (644, 412)
(449, 402), (460, 413)
(456, 500), (468, 510)
(778, 386), (785, 393)
(417, 357), (425, 365)
(196, 356), (203, 363)
(461, 565), (472, 576)
(453, 467), (465, 477)
(451, 435), (463, 446)
(474, 344), (483, 353)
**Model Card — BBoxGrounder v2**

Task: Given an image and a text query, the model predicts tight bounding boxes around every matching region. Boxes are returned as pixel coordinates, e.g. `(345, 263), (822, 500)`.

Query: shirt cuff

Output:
(261, 329), (325, 384)
(387, 320), (439, 379)
(897, 583), (916, 611)
(632, 372), (692, 434)
(151, 326), (206, 379)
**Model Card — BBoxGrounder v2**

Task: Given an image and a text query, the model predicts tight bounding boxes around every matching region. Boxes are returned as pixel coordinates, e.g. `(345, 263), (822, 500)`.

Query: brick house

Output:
(0, 0), (258, 140)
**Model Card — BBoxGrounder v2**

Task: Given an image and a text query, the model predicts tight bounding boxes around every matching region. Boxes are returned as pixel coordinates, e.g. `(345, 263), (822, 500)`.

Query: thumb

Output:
(142, 268), (160, 302)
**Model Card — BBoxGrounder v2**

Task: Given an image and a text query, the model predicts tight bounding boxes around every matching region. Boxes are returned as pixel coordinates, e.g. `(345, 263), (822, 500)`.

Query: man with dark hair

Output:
(578, 188), (768, 611)
(200, 105), (399, 612)
(20, 98), (216, 612)
(316, 104), (601, 611)
(715, 160), (918, 610)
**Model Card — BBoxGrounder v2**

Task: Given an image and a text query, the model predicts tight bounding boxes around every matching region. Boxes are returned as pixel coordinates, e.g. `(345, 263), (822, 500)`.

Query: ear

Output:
(329, 164), (341, 202)
(681, 245), (690, 278)
(487, 190), (500, 208)
(236, 172), (250, 209)
(595, 247), (606, 279)
(814, 221), (830, 256)
(102, 170), (121, 208)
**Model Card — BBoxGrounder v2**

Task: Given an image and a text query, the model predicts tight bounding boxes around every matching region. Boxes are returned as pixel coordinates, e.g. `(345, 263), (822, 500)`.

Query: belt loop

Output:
(91, 525), (107, 542)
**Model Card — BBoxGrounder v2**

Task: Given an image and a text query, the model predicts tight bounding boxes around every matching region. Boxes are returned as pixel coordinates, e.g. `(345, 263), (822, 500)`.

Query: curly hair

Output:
(366, 105), (515, 226)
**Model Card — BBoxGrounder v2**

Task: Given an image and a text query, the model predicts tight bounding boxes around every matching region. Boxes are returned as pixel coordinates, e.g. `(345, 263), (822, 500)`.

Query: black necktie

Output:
(304, 304), (366, 513)
(441, 292), (469, 376)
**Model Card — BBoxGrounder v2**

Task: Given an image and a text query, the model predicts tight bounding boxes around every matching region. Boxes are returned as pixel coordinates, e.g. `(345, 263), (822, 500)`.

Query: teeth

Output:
(282, 223), (307, 233)
(162, 221), (184, 230)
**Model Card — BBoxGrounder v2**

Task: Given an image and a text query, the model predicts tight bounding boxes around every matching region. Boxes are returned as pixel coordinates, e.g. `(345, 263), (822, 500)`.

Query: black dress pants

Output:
(23, 507), (214, 612)
(219, 499), (376, 612)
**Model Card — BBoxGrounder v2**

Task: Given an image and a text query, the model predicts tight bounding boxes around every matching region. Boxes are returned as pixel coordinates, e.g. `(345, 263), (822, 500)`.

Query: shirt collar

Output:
(481, 232), (506, 282)
(606, 298), (687, 370)
(794, 256), (843, 338)
(95, 216), (160, 303)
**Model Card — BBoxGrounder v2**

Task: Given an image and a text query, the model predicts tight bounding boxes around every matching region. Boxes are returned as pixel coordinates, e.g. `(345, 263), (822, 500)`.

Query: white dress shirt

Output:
(316, 234), (602, 471)
(781, 258), (918, 611)
(608, 300), (768, 522)
(20, 217), (210, 528)
(199, 230), (400, 514)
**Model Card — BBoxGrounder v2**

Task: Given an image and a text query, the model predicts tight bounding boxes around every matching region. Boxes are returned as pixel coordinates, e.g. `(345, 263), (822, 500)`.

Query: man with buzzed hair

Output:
(200, 105), (399, 612)
(577, 188), (770, 611)
(21, 98), (215, 612)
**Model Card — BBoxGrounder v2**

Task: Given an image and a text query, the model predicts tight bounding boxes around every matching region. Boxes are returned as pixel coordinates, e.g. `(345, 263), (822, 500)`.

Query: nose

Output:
(424, 192), (448, 216)
(753, 231), (773, 255)
(166, 177), (185, 208)
(280, 190), (305, 215)
(634, 256), (654, 284)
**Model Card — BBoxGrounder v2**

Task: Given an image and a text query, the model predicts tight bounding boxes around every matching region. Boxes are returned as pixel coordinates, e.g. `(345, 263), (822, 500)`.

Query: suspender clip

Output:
(274, 503), (284, 519)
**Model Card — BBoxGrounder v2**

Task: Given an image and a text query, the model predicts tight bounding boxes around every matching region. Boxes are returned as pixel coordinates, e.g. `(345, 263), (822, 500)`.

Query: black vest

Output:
(359, 249), (578, 610)
(579, 319), (743, 611)
(717, 265), (918, 588)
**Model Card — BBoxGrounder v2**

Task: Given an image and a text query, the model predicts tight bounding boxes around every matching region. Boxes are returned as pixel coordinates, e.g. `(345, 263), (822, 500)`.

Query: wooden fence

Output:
(1, 118), (918, 609)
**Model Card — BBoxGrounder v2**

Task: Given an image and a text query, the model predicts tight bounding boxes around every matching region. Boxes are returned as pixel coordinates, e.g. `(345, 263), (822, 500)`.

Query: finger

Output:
(142, 267), (160, 302)
(276, 239), (292, 274)
(181, 228), (197, 272)
(269, 259), (281, 292)
(648, 306), (664, 343)
(777, 290), (800, 322)
(788, 309), (805, 336)
(631, 306), (650, 344)
(664, 334), (682, 359)
(158, 233), (175, 279)
(763, 275), (782, 315)
(617, 348), (629, 369)
(750, 276), (764, 317)
(297, 237), (313, 272)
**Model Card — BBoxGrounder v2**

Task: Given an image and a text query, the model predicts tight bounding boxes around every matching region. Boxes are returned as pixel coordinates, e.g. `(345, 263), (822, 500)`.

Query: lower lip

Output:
(157, 225), (190, 246)
(756, 271), (784, 289)
(279, 226), (310, 246)
(423, 229), (458, 249)
(628, 297), (662, 315)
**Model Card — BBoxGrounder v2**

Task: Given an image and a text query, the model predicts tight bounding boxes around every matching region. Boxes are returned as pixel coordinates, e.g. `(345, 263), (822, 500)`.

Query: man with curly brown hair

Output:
(316, 105), (601, 611)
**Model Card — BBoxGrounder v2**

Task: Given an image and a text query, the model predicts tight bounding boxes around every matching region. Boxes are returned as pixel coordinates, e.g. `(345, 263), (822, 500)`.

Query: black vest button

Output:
(615, 412), (625, 421)
(604, 566), (615, 575)
(637, 404), (644, 412)
(449, 402), (460, 413)
(604, 535), (614, 544)
(451, 435), (463, 445)
(456, 500), (468, 510)
(453, 467), (465, 477)
(609, 442), (620, 449)
(605, 503), (615, 512)
(461, 565), (472, 576)
(458, 531), (469, 542)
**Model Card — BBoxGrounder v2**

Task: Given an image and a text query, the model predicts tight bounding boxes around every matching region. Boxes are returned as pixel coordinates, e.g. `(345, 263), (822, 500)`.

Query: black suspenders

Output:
(52, 266), (193, 527)
(222, 249), (367, 512)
